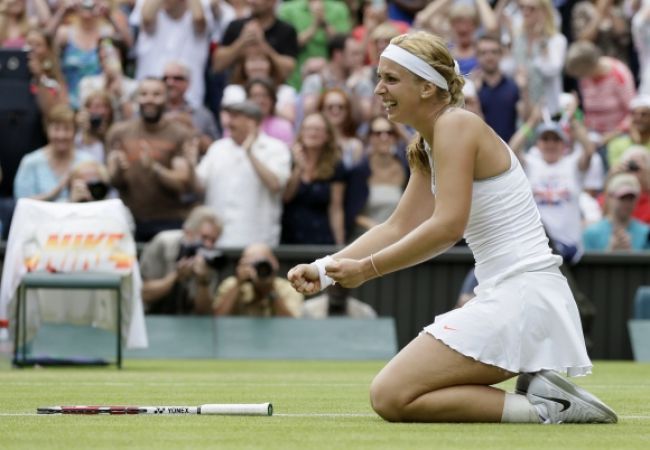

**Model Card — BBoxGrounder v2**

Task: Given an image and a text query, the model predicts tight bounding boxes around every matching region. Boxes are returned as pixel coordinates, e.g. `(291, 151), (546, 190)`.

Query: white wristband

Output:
(312, 255), (334, 291)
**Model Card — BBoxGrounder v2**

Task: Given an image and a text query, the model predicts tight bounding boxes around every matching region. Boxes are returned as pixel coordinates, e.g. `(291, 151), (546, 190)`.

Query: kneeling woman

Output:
(288, 31), (617, 425)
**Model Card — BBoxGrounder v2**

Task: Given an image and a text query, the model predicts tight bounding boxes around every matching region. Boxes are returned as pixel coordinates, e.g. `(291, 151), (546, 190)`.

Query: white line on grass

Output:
(275, 413), (376, 418)
(2, 413), (649, 420)
(2, 382), (369, 387)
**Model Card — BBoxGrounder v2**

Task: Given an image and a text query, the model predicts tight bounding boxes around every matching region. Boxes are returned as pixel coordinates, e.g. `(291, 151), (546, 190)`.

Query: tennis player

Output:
(288, 31), (617, 424)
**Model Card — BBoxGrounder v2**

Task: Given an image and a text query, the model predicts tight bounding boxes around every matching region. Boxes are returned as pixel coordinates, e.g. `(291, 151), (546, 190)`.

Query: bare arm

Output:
(213, 20), (260, 72)
(188, 0), (207, 35)
(282, 166), (302, 202)
(213, 282), (241, 315)
(32, 0), (52, 25)
(102, 3), (134, 47)
(413, 0), (453, 32)
(325, 113), (476, 289)
(141, 0), (164, 34)
(475, 0), (499, 34)
(288, 166), (435, 294)
(269, 287), (298, 317)
(573, 118), (596, 172)
(245, 135), (283, 193)
(577, 0), (610, 42)
(328, 181), (346, 245)
(333, 166), (435, 260)
(46, 0), (74, 40)
(509, 107), (541, 166)
(258, 40), (296, 81)
(142, 271), (178, 303)
(212, 41), (244, 72)
(357, 114), (475, 277)
(151, 156), (193, 193)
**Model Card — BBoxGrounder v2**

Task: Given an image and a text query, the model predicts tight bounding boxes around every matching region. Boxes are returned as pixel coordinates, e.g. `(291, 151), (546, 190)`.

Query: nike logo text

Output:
(532, 393), (571, 411)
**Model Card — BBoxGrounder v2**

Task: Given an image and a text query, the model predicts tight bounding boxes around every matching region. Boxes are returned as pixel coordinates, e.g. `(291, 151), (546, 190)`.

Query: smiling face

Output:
(368, 117), (397, 154)
(536, 131), (566, 164)
(375, 58), (424, 125)
(244, 52), (272, 80)
(247, 82), (274, 117)
(300, 113), (330, 150)
(476, 38), (502, 75)
(519, 0), (542, 26)
(47, 122), (76, 155)
(137, 79), (167, 124)
(321, 91), (348, 127)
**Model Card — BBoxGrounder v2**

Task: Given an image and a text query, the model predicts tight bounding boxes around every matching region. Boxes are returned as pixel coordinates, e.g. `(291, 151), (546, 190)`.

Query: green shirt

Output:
(278, 0), (351, 89)
(607, 134), (650, 167)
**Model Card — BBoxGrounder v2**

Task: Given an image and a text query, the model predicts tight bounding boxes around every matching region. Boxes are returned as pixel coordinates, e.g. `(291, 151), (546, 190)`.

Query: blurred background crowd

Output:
(0, 0), (649, 316)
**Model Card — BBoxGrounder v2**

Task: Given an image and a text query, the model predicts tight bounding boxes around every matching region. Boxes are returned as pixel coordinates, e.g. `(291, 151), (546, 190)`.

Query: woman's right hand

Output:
(287, 263), (321, 295)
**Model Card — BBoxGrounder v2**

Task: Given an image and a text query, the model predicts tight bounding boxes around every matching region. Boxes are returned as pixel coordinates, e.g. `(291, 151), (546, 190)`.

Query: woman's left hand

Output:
(325, 258), (371, 289)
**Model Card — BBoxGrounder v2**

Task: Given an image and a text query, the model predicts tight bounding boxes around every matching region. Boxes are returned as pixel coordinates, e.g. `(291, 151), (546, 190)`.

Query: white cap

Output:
(630, 95), (650, 110)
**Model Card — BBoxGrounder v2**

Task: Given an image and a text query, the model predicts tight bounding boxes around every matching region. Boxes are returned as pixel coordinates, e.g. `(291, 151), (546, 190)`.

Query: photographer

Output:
(140, 206), (224, 315)
(212, 243), (303, 317)
(74, 90), (114, 163)
(301, 283), (377, 319)
(68, 160), (112, 202)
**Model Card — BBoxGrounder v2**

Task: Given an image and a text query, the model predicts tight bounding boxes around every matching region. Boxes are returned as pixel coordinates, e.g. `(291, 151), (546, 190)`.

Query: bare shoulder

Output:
(434, 108), (483, 135)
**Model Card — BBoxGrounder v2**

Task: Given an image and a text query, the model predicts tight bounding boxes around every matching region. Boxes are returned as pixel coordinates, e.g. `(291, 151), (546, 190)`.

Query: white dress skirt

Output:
(424, 265), (591, 377)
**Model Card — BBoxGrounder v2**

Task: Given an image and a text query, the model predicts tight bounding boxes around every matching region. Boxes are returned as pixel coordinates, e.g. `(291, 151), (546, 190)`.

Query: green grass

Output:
(0, 360), (649, 449)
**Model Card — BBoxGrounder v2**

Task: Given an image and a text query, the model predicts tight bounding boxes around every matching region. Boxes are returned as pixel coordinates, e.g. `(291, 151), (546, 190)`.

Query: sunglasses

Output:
(163, 75), (187, 82)
(539, 134), (562, 142)
(370, 129), (395, 136)
(324, 103), (346, 111)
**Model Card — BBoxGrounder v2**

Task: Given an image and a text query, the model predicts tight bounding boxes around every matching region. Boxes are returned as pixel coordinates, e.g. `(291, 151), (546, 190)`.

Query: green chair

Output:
(13, 271), (123, 368)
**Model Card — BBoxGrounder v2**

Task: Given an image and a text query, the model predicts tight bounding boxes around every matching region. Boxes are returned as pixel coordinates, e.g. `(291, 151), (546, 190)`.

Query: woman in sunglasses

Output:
(347, 115), (409, 241)
(317, 87), (363, 169)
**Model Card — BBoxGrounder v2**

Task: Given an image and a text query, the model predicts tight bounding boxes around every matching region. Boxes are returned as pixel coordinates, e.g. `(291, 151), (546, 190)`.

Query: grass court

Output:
(1, 360), (649, 449)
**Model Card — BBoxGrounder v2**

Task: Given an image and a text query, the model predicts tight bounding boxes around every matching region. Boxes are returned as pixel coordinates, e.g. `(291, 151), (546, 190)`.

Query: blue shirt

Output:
(478, 76), (520, 142)
(583, 219), (650, 251)
(13, 148), (93, 201)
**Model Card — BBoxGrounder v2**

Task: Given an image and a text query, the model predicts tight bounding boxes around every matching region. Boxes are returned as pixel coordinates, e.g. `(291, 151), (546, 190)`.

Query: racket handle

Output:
(200, 403), (273, 416)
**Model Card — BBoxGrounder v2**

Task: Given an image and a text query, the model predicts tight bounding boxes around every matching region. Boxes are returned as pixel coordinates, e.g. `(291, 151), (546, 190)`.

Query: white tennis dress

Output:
(423, 143), (592, 376)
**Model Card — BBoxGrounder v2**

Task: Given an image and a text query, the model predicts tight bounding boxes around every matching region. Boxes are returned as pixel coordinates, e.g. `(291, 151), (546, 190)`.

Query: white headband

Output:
(380, 44), (458, 91)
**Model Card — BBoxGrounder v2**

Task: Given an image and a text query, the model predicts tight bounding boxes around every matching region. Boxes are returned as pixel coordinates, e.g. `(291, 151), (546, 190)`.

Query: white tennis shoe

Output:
(524, 370), (618, 424)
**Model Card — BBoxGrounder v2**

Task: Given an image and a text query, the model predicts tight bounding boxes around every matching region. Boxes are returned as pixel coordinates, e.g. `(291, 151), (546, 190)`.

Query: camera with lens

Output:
(89, 113), (104, 132)
(177, 242), (226, 270)
(252, 259), (274, 279)
(86, 180), (109, 200)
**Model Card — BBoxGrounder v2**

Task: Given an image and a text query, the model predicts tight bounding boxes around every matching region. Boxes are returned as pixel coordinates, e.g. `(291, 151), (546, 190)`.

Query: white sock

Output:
(501, 393), (543, 423)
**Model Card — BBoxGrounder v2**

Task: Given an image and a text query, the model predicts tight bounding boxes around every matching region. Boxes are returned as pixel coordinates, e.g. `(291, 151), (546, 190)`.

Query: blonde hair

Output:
(183, 206), (223, 233)
(69, 160), (110, 183)
(448, 4), (479, 25)
(527, 0), (558, 37)
(45, 103), (76, 127)
(390, 32), (465, 173)
(0, 0), (30, 45)
(565, 40), (602, 78)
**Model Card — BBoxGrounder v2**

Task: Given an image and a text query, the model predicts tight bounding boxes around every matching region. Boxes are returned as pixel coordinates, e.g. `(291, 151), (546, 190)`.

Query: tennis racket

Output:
(37, 403), (273, 416)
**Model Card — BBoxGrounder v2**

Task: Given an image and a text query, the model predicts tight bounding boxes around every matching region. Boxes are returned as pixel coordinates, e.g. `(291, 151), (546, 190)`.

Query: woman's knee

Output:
(369, 374), (410, 422)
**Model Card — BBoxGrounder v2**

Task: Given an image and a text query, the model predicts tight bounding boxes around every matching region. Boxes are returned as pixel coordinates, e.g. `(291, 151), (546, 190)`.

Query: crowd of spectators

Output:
(1, 0), (650, 316)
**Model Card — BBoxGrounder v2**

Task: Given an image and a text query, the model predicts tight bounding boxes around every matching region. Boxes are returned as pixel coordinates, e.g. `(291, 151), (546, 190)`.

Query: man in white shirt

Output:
(133, 0), (214, 108)
(196, 100), (291, 247)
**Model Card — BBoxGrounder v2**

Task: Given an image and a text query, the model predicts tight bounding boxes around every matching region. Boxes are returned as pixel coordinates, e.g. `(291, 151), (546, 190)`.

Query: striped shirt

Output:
(580, 57), (636, 134)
